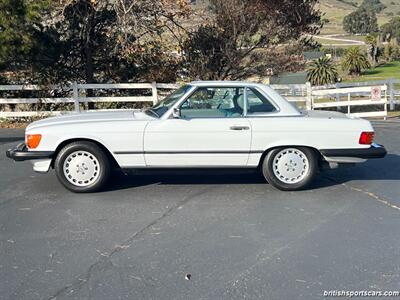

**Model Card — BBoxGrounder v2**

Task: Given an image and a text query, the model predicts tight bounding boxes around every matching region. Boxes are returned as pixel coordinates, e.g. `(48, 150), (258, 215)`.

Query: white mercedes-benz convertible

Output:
(7, 81), (386, 192)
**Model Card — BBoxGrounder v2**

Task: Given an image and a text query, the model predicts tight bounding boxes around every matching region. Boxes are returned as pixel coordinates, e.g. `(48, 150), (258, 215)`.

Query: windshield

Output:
(146, 85), (192, 118)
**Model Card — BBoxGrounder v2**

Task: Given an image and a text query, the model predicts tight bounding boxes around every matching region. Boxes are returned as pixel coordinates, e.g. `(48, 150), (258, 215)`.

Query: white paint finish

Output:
(16, 81), (380, 173)
(323, 156), (366, 163)
(26, 110), (152, 167)
(249, 111), (373, 153)
(144, 118), (252, 166)
(0, 98), (75, 104)
(31, 159), (52, 173)
(0, 111), (67, 118)
(350, 111), (388, 118)
(77, 83), (153, 89)
(313, 99), (387, 108)
(142, 154), (250, 167)
(247, 153), (263, 166)
(114, 154), (146, 167)
(312, 85), (387, 96)
(26, 110), (140, 130)
(79, 96), (153, 103)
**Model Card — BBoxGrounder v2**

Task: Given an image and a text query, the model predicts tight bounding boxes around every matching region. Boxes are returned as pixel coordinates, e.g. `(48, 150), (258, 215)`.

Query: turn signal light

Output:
(26, 134), (42, 149)
(359, 132), (374, 145)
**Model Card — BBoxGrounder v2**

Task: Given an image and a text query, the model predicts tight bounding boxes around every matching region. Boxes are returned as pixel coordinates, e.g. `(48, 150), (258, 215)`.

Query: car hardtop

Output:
(189, 81), (267, 89)
(188, 81), (300, 117)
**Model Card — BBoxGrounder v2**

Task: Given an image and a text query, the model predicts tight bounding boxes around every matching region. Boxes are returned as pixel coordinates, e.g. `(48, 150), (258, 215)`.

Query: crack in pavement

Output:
(47, 185), (215, 300)
(216, 176), (398, 297)
(324, 176), (400, 212)
(218, 194), (353, 297)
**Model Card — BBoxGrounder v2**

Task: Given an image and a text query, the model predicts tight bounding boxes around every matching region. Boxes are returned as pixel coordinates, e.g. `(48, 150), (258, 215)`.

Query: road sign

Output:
(371, 86), (381, 101)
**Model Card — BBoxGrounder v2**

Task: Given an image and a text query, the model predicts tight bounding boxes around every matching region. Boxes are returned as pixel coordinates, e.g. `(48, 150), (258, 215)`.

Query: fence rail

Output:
(0, 82), (179, 118)
(0, 80), (399, 119)
(274, 81), (399, 118)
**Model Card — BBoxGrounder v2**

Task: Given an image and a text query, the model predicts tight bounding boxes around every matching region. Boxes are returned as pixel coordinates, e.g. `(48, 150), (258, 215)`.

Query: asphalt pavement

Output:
(0, 121), (399, 300)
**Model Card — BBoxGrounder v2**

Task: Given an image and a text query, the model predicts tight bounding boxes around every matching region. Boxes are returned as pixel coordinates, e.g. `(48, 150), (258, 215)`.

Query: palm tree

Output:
(307, 57), (339, 86)
(365, 34), (378, 66)
(341, 47), (371, 76)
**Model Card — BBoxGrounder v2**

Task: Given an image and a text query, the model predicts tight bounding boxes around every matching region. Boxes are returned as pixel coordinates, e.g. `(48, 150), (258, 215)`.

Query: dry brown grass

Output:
(0, 116), (45, 129)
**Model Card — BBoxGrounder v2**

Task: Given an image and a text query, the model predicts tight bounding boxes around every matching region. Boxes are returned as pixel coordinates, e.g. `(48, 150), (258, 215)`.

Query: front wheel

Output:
(262, 147), (317, 191)
(54, 141), (111, 193)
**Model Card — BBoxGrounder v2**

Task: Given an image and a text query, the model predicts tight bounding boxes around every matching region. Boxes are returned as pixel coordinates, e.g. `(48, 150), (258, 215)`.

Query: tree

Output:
(307, 57), (338, 86)
(110, 0), (191, 82)
(360, 0), (386, 13)
(343, 8), (378, 34)
(50, 1), (117, 84)
(0, 0), (321, 84)
(381, 17), (400, 44)
(0, 0), (190, 85)
(182, 0), (321, 80)
(384, 44), (400, 61)
(112, 0), (190, 56)
(0, 0), (52, 80)
(365, 34), (378, 66)
(341, 47), (371, 76)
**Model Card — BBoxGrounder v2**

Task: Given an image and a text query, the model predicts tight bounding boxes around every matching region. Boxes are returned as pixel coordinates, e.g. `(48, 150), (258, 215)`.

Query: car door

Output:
(144, 86), (252, 167)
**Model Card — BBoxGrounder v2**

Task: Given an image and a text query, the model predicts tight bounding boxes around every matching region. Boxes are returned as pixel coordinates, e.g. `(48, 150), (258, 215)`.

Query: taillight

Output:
(359, 132), (374, 145)
(26, 134), (42, 149)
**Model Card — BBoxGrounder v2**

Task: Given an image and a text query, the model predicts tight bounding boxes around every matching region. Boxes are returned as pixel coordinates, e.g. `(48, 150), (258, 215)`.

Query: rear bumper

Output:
(320, 143), (387, 160)
(6, 143), (54, 162)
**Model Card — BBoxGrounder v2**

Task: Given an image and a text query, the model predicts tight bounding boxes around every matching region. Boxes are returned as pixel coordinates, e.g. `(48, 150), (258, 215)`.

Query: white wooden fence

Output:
(312, 85), (389, 118)
(273, 81), (399, 119)
(0, 82), (179, 118)
(270, 83), (310, 107)
(0, 81), (399, 119)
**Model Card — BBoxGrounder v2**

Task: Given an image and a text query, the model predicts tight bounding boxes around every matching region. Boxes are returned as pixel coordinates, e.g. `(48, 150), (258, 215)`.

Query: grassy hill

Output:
(192, 0), (398, 36)
(318, 0), (399, 34)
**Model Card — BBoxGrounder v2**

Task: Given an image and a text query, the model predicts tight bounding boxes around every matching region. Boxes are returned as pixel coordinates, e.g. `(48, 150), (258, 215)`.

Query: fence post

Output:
(335, 83), (340, 111)
(384, 84), (388, 120)
(347, 92), (351, 115)
(306, 82), (312, 110)
(389, 78), (395, 111)
(72, 82), (80, 112)
(151, 82), (158, 105)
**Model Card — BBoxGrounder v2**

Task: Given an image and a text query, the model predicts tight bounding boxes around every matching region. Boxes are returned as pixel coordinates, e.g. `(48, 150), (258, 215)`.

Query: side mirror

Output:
(172, 107), (181, 118)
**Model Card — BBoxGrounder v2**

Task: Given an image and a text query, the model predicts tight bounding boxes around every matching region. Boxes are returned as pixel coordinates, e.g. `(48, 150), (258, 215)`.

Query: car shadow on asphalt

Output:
(104, 154), (400, 192)
(105, 169), (266, 192)
(313, 153), (400, 189)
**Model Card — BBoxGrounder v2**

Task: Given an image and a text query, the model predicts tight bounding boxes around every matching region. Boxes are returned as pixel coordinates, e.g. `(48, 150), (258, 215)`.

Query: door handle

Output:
(230, 126), (250, 131)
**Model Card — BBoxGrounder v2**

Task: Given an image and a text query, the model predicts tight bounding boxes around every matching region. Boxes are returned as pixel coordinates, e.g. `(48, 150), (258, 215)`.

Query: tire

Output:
(261, 147), (317, 191)
(54, 141), (111, 193)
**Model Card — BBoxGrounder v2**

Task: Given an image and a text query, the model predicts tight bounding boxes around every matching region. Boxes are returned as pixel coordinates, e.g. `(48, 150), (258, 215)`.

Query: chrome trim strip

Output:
(115, 150), (265, 155)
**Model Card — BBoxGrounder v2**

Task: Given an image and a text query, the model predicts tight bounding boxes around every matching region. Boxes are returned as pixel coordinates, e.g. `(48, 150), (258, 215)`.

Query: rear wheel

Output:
(262, 147), (317, 191)
(55, 141), (111, 193)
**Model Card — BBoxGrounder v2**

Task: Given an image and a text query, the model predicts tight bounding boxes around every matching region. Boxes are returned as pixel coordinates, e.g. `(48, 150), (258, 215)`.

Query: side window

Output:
(246, 88), (277, 115)
(180, 87), (244, 119)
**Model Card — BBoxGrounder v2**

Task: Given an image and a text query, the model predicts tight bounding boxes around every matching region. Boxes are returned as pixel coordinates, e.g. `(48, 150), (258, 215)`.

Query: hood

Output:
(27, 110), (154, 131)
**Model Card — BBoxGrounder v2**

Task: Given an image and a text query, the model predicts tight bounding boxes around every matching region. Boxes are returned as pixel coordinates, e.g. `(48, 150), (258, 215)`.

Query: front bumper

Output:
(6, 143), (54, 162)
(320, 143), (387, 160)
